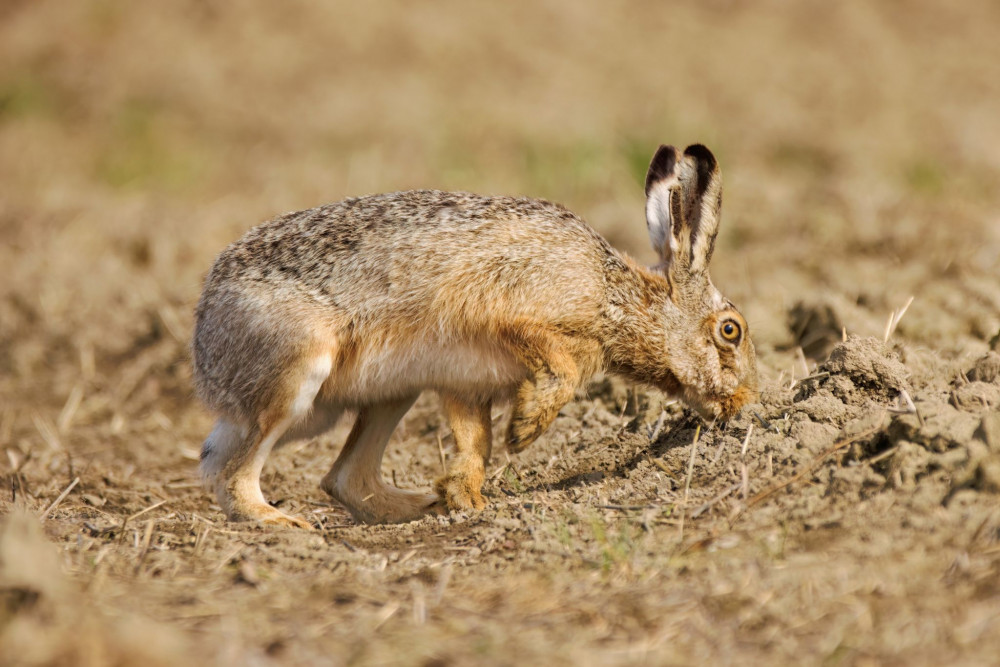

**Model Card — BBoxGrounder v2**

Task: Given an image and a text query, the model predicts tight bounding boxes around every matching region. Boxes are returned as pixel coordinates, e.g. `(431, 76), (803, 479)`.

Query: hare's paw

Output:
(324, 478), (441, 524)
(229, 502), (314, 530)
(506, 410), (545, 453)
(259, 510), (314, 530)
(364, 490), (442, 524)
(506, 365), (579, 453)
(506, 379), (549, 452)
(434, 471), (487, 512)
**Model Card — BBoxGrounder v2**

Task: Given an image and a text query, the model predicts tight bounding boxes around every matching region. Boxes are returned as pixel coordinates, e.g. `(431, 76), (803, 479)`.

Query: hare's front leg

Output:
(505, 333), (595, 453)
(435, 395), (493, 511)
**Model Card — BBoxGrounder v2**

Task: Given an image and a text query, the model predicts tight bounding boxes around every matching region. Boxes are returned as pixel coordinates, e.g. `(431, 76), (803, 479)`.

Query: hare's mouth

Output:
(688, 385), (758, 422)
(716, 385), (759, 420)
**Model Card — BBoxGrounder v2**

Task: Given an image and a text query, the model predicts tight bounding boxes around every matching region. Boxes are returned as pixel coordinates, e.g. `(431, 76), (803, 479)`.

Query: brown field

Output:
(2, 1), (1000, 665)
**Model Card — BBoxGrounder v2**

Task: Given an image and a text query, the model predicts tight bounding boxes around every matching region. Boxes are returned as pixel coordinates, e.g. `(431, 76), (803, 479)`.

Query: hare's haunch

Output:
(192, 144), (759, 527)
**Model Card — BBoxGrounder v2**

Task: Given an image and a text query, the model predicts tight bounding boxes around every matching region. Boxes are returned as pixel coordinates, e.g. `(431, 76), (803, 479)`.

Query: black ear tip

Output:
(645, 145), (678, 195)
(653, 144), (679, 164)
(683, 144), (717, 171)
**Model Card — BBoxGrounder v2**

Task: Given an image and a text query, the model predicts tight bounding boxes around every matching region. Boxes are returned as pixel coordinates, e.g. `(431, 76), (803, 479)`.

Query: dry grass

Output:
(2, 1), (1000, 665)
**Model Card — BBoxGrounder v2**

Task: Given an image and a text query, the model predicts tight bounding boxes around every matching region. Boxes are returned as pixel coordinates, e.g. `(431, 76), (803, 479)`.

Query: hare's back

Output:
(210, 190), (614, 327)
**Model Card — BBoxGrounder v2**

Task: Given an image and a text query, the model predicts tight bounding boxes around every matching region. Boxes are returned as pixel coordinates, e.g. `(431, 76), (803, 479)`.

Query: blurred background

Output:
(2, 0), (999, 425)
(2, 3), (1000, 663)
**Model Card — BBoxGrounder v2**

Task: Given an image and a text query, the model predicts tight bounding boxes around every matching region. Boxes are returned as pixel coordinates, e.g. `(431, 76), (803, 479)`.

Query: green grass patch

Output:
(95, 99), (202, 190)
(0, 73), (59, 120)
(903, 159), (946, 195)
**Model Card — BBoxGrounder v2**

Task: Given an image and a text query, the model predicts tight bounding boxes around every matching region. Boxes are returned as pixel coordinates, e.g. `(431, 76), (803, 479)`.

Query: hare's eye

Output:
(719, 319), (741, 343)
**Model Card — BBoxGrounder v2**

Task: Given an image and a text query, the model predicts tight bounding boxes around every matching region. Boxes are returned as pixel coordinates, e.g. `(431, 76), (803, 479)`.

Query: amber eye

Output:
(719, 319), (741, 343)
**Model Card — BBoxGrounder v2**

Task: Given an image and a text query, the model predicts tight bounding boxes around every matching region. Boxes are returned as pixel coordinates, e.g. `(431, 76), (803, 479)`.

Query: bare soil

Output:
(2, 2), (1000, 665)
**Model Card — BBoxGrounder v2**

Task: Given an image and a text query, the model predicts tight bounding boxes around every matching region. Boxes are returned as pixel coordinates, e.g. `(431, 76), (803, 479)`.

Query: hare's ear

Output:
(679, 144), (723, 274)
(644, 145), (682, 266)
(644, 143), (723, 275)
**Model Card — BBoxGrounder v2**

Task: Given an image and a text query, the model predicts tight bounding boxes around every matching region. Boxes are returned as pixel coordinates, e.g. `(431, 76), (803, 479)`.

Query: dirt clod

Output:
(889, 400), (982, 453)
(966, 352), (1000, 384)
(790, 420), (841, 454)
(790, 389), (856, 423)
(821, 337), (910, 402)
(975, 412), (1000, 453)
(952, 381), (1000, 411)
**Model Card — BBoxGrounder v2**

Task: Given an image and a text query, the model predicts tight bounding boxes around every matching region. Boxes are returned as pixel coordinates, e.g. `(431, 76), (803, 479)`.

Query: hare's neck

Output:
(600, 262), (683, 394)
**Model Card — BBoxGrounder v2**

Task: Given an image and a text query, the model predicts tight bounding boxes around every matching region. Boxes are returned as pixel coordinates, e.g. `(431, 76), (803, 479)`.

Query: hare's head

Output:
(644, 144), (759, 420)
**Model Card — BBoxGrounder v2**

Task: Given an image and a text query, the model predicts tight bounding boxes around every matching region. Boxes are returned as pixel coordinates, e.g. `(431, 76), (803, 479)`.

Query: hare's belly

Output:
(326, 339), (526, 403)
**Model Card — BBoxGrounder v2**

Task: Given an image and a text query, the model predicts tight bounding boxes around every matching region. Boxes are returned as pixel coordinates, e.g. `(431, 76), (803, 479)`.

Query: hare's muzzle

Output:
(717, 384), (759, 421)
(688, 383), (758, 422)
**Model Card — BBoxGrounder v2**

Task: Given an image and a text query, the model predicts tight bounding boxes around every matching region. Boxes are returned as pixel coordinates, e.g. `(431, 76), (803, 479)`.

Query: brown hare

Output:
(192, 144), (759, 528)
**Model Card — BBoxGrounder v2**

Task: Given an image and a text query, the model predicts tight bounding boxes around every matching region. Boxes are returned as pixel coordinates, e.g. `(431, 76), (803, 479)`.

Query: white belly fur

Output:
(323, 339), (526, 404)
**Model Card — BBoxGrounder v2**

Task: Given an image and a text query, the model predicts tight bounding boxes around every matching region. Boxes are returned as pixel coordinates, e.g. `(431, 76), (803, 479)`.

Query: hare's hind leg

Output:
(208, 355), (332, 529)
(320, 395), (439, 524)
(200, 419), (248, 489)
(435, 395), (492, 511)
(276, 402), (344, 446)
